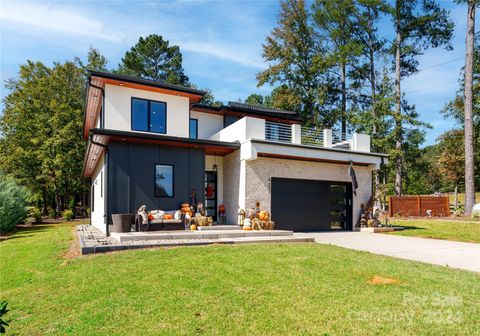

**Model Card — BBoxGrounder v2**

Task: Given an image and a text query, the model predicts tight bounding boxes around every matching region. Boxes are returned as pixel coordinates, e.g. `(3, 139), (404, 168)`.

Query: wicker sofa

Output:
(135, 210), (186, 231)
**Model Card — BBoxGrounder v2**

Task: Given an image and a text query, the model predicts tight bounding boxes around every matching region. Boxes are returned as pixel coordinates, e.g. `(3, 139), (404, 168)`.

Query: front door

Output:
(204, 171), (217, 221)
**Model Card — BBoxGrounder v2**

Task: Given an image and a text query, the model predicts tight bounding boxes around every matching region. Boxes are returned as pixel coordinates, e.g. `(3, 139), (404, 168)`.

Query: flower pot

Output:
(111, 214), (134, 233)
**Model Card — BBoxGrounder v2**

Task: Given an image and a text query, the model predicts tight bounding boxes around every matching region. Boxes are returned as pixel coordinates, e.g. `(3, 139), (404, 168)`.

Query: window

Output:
(131, 98), (166, 133)
(189, 118), (198, 139)
(154, 164), (174, 197)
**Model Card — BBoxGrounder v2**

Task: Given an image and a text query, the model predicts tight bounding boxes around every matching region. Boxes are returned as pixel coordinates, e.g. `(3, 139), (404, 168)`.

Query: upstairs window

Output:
(189, 118), (198, 139)
(131, 98), (166, 134)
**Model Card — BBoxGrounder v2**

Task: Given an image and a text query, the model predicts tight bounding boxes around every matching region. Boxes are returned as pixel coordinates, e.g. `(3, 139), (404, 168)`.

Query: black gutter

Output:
(89, 83), (105, 129)
(90, 128), (241, 149)
(88, 70), (207, 96)
(192, 103), (303, 122)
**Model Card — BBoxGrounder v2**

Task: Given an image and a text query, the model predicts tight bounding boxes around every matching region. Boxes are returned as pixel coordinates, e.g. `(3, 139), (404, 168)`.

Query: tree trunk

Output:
(341, 61), (347, 141)
(42, 187), (48, 215)
(394, 0), (403, 196)
(368, 9), (377, 135)
(454, 185), (458, 211)
(464, 1), (476, 216)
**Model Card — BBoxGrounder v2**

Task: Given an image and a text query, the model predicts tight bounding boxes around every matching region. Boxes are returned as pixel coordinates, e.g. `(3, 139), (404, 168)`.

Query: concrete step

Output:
(111, 229), (294, 243)
(223, 236), (315, 244)
(197, 225), (241, 231)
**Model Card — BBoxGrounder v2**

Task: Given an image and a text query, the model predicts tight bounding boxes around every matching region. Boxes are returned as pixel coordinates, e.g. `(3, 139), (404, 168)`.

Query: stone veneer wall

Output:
(223, 150), (242, 224)
(244, 157), (374, 230)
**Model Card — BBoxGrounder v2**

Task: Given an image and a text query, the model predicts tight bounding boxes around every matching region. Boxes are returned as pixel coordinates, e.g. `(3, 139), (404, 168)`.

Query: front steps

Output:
(197, 225), (241, 231)
(78, 225), (315, 255)
(111, 229), (295, 243)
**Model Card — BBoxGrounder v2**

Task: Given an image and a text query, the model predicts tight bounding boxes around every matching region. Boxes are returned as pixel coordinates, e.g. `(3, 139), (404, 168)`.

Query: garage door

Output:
(271, 178), (353, 231)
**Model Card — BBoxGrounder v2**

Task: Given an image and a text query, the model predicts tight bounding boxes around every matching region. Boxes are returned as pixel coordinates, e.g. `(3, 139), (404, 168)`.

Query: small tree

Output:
(437, 130), (465, 209)
(0, 175), (28, 233)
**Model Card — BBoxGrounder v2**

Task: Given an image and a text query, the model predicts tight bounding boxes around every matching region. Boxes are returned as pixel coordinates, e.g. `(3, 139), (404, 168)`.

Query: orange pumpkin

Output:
(190, 224), (197, 231)
(258, 211), (269, 221)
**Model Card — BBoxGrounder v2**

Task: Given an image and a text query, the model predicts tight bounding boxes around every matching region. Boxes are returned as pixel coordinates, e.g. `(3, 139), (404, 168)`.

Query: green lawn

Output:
(1, 223), (479, 335)
(388, 219), (480, 243)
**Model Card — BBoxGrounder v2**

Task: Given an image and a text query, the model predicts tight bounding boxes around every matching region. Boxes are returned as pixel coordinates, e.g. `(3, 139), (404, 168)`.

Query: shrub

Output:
(0, 300), (9, 333)
(62, 209), (73, 221)
(48, 209), (56, 219)
(28, 207), (42, 223)
(68, 198), (76, 213)
(472, 204), (480, 218)
(0, 175), (28, 233)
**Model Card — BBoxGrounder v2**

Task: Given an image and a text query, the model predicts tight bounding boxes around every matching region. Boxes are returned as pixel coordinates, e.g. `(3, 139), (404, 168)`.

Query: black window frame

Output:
(189, 118), (198, 139)
(131, 97), (167, 134)
(154, 164), (175, 198)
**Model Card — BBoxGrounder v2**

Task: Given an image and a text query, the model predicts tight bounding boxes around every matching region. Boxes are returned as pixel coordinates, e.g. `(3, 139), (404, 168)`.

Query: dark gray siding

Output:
(107, 141), (204, 223)
(224, 115), (240, 128)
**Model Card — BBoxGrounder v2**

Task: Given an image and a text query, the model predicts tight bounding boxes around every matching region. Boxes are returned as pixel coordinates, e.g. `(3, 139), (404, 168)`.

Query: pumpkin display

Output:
(258, 211), (269, 221)
(181, 203), (190, 213)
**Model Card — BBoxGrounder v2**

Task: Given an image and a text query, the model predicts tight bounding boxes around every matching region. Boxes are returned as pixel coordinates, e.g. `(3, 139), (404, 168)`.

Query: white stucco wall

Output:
(104, 84), (190, 138)
(91, 156), (106, 233)
(244, 157), (373, 230)
(190, 111), (224, 139)
(205, 155), (224, 207)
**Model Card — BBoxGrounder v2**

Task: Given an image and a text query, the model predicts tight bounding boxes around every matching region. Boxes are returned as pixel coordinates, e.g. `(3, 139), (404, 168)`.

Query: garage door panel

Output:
(271, 178), (352, 232)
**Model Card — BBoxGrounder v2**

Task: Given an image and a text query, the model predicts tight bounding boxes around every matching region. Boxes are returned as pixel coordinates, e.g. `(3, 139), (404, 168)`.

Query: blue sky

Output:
(0, 0), (477, 146)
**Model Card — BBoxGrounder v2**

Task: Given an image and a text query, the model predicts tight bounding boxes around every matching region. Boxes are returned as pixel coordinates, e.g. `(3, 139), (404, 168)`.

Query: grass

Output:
(1, 223), (479, 335)
(388, 219), (480, 243)
(446, 192), (480, 206)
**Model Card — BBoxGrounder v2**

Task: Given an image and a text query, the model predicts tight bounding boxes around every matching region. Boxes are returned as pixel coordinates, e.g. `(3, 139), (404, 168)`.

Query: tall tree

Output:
(0, 61), (88, 214)
(257, 0), (330, 126)
(462, 0), (477, 215)
(118, 34), (189, 85)
(76, 46), (108, 72)
(312, 0), (363, 138)
(443, 40), (480, 197)
(390, 0), (454, 195)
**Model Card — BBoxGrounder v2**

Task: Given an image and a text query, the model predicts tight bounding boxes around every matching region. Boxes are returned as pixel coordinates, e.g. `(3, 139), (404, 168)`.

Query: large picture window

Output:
(131, 98), (166, 133)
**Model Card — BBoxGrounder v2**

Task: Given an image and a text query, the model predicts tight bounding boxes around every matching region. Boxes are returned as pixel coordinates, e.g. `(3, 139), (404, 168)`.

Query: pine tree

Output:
(390, 0), (454, 195)
(257, 0), (329, 126)
(118, 34), (189, 85)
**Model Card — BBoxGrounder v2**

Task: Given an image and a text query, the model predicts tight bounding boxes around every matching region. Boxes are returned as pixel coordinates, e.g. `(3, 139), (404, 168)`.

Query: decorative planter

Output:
(111, 214), (134, 233)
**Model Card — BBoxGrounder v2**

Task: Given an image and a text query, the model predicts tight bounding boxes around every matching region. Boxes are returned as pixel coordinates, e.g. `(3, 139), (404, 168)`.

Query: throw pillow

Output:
(147, 213), (154, 221)
(174, 210), (182, 220)
(164, 214), (173, 220)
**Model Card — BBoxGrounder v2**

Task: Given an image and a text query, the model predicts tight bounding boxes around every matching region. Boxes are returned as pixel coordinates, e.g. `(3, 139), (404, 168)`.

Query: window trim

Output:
(189, 118), (198, 139)
(131, 97), (167, 134)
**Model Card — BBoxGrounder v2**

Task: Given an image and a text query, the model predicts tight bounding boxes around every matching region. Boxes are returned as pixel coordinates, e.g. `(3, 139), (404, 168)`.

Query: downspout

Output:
(90, 133), (110, 236)
(89, 82), (106, 129)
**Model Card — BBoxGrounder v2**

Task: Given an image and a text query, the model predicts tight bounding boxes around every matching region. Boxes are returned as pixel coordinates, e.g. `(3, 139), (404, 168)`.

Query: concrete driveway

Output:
(296, 232), (480, 273)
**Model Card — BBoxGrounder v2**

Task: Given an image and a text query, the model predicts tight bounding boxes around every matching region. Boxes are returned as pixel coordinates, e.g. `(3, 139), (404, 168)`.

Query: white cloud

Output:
(0, 1), (124, 42)
(180, 41), (265, 69)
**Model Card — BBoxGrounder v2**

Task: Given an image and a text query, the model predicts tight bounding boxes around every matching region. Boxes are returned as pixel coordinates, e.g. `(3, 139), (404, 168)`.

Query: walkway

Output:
(296, 231), (480, 273)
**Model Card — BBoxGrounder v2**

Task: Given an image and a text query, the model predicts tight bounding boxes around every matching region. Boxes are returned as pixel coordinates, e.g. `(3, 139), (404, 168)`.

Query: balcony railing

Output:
(301, 127), (324, 147)
(265, 121), (292, 143)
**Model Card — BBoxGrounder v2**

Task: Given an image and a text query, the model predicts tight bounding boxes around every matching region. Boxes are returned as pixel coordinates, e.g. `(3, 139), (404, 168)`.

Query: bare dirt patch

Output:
(368, 275), (401, 285)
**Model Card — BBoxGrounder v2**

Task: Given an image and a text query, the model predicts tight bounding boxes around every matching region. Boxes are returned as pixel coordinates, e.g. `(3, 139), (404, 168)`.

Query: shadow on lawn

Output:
(399, 226), (426, 231)
(0, 224), (63, 243)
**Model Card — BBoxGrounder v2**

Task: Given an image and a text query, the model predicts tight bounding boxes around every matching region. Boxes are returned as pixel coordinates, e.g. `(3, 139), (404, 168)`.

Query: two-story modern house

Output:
(82, 71), (388, 236)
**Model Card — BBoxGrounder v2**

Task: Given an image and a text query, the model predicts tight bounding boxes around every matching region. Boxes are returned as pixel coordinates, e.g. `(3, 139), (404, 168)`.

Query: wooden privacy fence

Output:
(389, 196), (450, 217)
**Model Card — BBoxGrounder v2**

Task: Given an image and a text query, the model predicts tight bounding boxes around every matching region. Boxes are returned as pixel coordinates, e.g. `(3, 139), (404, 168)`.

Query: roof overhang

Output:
(83, 71), (206, 139)
(192, 104), (302, 124)
(82, 129), (240, 177)
(243, 139), (388, 169)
